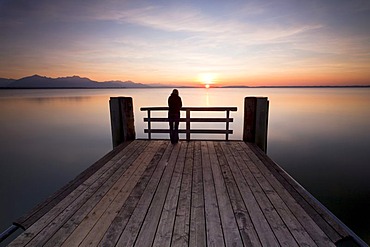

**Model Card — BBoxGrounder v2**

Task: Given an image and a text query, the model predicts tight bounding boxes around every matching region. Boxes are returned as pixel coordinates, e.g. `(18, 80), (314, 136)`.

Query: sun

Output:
(198, 73), (217, 88)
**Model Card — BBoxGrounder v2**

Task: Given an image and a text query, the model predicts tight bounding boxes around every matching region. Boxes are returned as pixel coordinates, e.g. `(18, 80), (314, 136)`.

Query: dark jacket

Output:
(168, 93), (182, 118)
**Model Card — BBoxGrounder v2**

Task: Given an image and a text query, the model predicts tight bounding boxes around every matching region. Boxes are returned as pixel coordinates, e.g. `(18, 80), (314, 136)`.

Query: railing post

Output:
(226, 110), (230, 141)
(243, 97), (269, 153)
(186, 109), (191, 141)
(109, 97), (136, 148)
(147, 110), (151, 140)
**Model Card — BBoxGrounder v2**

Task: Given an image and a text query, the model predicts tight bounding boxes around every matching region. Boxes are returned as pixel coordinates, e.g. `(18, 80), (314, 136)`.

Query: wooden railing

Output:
(140, 107), (237, 141)
(110, 97), (268, 152)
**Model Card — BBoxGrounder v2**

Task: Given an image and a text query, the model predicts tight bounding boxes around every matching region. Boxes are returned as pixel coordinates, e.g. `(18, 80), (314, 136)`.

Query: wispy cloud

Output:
(1, 0), (369, 85)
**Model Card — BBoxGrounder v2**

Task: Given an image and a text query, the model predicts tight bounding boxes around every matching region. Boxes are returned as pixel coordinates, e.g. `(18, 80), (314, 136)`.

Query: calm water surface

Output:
(0, 88), (369, 245)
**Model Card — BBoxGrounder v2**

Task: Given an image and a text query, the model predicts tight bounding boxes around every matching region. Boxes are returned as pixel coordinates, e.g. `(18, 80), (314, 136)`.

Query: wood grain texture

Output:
(9, 140), (357, 247)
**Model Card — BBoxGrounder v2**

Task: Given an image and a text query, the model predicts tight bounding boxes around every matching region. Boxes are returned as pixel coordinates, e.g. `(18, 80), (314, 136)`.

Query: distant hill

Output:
(0, 75), (149, 88)
(0, 78), (15, 87)
(1, 75), (369, 88)
(221, 85), (250, 88)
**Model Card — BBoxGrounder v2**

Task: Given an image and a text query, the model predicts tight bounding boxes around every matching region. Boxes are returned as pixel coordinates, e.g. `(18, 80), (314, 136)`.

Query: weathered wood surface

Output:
(243, 97), (269, 153)
(13, 141), (132, 230)
(110, 97), (136, 147)
(9, 140), (357, 247)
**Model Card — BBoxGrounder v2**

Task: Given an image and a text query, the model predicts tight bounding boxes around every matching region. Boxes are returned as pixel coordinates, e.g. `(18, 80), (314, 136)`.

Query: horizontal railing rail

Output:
(140, 107), (237, 141)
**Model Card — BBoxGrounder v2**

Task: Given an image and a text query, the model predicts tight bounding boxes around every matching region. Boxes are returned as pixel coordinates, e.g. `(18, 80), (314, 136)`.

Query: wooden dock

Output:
(8, 140), (363, 246)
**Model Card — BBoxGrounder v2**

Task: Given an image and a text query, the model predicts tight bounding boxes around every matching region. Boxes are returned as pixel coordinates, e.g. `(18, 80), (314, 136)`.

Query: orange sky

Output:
(1, 0), (369, 86)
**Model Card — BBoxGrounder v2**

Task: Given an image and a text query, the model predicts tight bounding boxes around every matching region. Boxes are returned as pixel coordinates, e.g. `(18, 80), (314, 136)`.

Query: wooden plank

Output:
(189, 141), (206, 247)
(201, 141), (225, 247)
(8, 140), (357, 247)
(85, 141), (169, 246)
(151, 142), (187, 247)
(246, 142), (348, 242)
(141, 107), (237, 111)
(214, 142), (261, 246)
(182, 107), (237, 111)
(207, 141), (243, 247)
(97, 141), (174, 246)
(219, 142), (280, 247)
(8, 140), (144, 247)
(144, 118), (233, 122)
(76, 141), (166, 247)
(25, 141), (150, 247)
(226, 142), (299, 247)
(171, 141), (194, 247)
(43, 141), (153, 247)
(14, 141), (132, 229)
(144, 129), (233, 134)
(114, 142), (181, 247)
(242, 142), (337, 246)
(231, 142), (318, 247)
(52, 141), (162, 247)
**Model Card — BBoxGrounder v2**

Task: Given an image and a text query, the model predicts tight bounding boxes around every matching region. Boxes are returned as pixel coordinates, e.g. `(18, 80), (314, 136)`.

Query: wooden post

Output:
(226, 110), (230, 141)
(147, 110), (151, 140)
(186, 109), (191, 141)
(243, 97), (269, 153)
(109, 97), (136, 148)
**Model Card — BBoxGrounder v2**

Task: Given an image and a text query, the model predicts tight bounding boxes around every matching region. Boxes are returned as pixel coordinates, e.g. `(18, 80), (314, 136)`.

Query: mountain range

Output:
(0, 75), (150, 88)
(1, 75), (369, 89)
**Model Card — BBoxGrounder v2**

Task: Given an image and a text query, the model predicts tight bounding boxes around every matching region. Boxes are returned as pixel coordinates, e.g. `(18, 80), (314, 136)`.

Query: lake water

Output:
(0, 88), (369, 245)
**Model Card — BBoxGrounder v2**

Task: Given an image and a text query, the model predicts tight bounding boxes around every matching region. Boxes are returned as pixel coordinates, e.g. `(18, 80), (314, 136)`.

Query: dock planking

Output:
(8, 140), (362, 246)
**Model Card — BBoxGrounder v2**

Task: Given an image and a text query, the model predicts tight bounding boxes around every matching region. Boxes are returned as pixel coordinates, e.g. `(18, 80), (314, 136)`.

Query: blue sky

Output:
(1, 0), (369, 86)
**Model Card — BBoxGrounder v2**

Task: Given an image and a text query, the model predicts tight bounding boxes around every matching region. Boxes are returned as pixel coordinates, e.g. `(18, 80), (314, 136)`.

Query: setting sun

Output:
(198, 73), (217, 87)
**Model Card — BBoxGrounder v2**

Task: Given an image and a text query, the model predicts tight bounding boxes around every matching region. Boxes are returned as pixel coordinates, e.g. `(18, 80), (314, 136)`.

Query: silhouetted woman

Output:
(168, 89), (182, 144)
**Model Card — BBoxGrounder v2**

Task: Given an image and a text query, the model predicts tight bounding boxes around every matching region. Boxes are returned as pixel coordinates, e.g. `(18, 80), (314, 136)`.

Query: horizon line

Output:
(1, 74), (369, 88)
